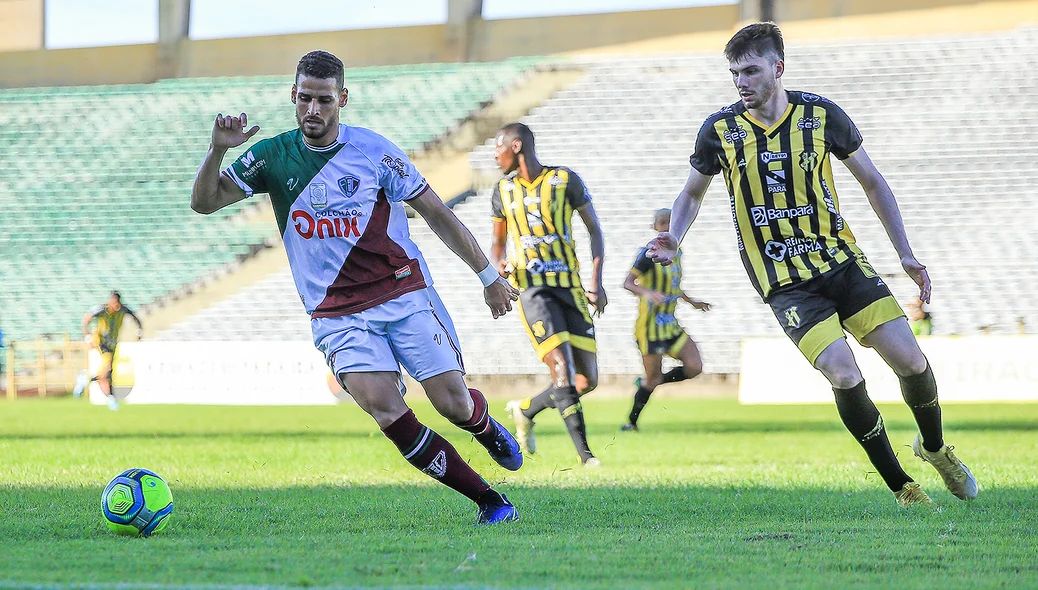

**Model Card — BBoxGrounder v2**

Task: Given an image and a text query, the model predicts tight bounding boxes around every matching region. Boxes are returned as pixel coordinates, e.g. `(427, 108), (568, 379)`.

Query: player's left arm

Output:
(576, 202), (607, 317)
(408, 190), (519, 319)
(124, 308), (144, 340)
(843, 147), (930, 303)
(681, 292), (711, 311)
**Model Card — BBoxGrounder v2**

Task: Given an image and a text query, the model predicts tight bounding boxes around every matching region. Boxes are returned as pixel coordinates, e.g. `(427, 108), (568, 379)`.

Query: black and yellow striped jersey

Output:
(690, 90), (865, 300)
(491, 166), (591, 290)
(90, 305), (141, 351)
(631, 247), (685, 343)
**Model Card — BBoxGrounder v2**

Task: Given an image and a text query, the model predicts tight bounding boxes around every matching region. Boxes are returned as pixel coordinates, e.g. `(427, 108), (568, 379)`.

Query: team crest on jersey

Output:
(548, 174), (563, 186)
(338, 175), (360, 198)
(309, 182), (328, 210)
(799, 150), (818, 173)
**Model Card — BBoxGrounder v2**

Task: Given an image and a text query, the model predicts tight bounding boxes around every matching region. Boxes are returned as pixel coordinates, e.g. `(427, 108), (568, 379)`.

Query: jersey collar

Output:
(741, 102), (794, 137)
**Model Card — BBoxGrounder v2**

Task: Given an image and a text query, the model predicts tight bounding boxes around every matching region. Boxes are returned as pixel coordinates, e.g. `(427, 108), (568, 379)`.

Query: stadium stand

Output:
(157, 29), (1038, 375)
(0, 58), (542, 345)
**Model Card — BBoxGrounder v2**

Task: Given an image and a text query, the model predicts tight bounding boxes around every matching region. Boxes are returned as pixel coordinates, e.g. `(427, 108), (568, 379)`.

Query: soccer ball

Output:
(101, 468), (174, 536)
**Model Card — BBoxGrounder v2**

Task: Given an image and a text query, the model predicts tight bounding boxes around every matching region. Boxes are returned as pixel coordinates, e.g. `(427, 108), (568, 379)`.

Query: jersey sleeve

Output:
(224, 139), (272, 196)
(490, 182), (505, 221)
(824, 102), (863, 160)
(564, 169), (591, 208)
(630, 248), (654, 277)
(689, 118), (724, 176)
(376, 137), (430, 202)
(89, 304), (105, 318)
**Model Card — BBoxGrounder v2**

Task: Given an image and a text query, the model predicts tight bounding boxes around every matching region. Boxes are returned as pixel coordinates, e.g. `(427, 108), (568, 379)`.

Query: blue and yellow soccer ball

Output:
(101, 468), (174, 537)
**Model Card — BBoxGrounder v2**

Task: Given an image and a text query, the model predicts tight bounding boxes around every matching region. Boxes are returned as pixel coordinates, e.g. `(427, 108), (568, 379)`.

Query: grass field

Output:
(0, 396), (1035, 589)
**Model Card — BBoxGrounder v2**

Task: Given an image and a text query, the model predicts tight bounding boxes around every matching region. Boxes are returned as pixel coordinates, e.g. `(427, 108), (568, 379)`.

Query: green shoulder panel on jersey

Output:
(228, 130), (346, 237)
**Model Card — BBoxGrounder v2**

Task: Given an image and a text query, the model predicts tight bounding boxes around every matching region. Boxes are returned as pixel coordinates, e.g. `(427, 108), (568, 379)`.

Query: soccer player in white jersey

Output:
(190, 51), (523, 525)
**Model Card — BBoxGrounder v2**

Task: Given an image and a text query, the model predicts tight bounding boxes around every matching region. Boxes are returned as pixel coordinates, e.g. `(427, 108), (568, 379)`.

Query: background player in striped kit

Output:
(622, 209), (710, 431)
(649, 23), (977, 507)
(490, 123), (607, 466)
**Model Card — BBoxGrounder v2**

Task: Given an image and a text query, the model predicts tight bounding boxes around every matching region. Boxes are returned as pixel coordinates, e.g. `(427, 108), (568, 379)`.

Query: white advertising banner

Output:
(89, 341), (344, 406)
(740, 335), (1038, 404)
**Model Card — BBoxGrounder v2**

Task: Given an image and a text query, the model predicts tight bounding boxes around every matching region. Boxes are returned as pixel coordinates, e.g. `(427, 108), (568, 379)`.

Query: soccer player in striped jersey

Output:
(72, 291), (142, 411)
(490, 123), (607, 466)
(621, 209), (710, 431)
(649, 23), (977, 507)
(190, 51), (523, 525)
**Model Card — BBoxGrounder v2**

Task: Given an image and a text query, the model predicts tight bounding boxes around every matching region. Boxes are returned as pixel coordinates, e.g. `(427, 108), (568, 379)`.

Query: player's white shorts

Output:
(311, 287), (464, 385)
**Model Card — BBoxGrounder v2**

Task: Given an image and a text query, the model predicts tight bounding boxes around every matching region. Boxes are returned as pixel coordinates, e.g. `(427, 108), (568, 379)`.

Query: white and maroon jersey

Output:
(225, 125), (433, 317)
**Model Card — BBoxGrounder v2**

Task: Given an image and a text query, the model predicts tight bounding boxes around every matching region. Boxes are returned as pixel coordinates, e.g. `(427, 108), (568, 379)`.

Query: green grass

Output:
(0, 397), (1035, 589)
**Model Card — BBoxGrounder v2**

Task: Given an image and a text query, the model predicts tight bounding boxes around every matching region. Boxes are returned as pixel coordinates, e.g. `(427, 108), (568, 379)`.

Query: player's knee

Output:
(642, 376), (662, 390)
(684, 358), (703, 378)
(576, 371), (598, 394)
(893, 350), (928, 378)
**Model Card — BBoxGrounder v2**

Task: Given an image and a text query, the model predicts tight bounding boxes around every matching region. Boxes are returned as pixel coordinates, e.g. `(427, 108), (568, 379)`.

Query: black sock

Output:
(900, 363), (944, 453)
(521, 386), (556, 420)
(661, 366), (688, 384)
(628, 386), (653, 426)
(551, 385), (593, 462)
(833, 380), (912, 492)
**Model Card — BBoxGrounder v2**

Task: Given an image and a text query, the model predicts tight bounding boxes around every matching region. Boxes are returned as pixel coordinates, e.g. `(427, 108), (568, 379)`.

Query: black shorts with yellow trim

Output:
(767, 255), (905, 366)
(636, 331), (689, 358)
(516, 285), (596, 360)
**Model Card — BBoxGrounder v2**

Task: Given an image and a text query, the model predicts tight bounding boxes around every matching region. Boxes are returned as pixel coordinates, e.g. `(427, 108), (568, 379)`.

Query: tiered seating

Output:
(158, 29), (1038, 374)
(0, 59), (541, 343)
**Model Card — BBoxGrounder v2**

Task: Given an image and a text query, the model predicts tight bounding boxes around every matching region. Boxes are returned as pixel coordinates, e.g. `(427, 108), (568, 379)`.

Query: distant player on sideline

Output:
(490, 123), (607, 466)
(190, 51), (523, 525)
(649, 23), (977, 507)
(621, 209), (710, 431)
(73, 291), (142, 411)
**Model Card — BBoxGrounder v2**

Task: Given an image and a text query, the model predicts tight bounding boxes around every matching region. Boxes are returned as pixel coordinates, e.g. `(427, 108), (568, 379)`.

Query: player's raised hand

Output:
(212, 112), (260, 150)
(587, 286), (608, 317)
(902, 256), (931, 304)
(647, 232), (678, 266)
(485, 277), (520, 319)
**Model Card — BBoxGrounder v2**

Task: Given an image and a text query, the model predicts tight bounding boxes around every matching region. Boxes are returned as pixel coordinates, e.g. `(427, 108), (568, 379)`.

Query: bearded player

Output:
(191, 51), (523, 525)
(649, 23), (977, 507)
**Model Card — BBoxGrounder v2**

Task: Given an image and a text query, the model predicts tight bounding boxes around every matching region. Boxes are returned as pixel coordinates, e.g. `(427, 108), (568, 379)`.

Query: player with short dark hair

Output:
(649, 23), (977, 507)
(621, 209), (710, 431)
(190, 50), (523, 525)
(73, 291), (142, 411)
(491, 122), (607, 466)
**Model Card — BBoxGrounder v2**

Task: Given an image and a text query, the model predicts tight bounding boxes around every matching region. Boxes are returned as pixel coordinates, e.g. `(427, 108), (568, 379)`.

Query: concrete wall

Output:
(0, 0), (1029, 88)
(0, 0), (43, 52)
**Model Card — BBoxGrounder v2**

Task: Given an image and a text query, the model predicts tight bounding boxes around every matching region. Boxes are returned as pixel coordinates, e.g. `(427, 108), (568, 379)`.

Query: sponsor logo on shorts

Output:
(750, 204), (815, 227)
(532, 321), (546, 339)
(784, 306), (802, 329)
